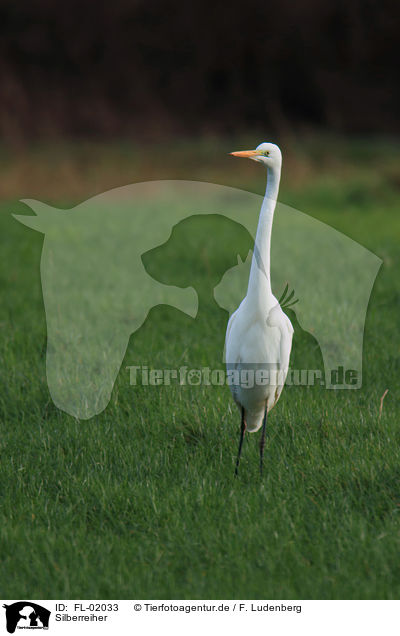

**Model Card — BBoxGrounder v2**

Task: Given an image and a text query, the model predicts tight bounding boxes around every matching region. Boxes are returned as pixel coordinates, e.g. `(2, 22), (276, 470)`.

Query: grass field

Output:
(0, 136), (399, 599)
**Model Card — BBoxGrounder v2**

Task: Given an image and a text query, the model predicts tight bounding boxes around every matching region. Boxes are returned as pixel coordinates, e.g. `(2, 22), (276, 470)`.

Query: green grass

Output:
(0, 137), (399, 599)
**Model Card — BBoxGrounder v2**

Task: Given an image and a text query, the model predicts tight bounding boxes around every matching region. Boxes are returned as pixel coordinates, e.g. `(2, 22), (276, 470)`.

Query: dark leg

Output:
(259, 407), (268, 476)
(235, 407), (246, 476)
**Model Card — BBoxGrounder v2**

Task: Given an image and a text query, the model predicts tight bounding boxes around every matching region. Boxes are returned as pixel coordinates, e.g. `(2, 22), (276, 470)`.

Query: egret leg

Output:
(259, 408), (268, 476)
(235, 407), (246, 476)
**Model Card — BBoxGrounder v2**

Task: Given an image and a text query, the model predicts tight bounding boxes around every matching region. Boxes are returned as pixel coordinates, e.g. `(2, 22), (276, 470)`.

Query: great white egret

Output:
(225, 142), (294, 475)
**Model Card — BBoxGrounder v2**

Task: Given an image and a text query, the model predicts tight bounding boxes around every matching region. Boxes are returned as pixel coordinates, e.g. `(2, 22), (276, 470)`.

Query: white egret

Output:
(225, 143), (294, 475)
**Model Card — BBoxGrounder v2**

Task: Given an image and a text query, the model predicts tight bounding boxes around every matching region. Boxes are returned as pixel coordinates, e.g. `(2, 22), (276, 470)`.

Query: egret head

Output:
(230, 142), (282, 169)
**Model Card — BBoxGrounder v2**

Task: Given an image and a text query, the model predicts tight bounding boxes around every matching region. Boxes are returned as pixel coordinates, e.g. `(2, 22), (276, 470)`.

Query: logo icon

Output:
(2, 603), (50, 633)
(14, 181), (381, 418)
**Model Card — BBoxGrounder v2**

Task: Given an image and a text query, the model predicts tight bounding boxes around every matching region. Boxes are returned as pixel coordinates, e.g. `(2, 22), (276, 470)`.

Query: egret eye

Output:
(262, 151), (270, 156)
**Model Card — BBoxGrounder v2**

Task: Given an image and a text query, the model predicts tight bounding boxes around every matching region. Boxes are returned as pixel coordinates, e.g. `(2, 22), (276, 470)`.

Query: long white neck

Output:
(246, 163), (281, 307)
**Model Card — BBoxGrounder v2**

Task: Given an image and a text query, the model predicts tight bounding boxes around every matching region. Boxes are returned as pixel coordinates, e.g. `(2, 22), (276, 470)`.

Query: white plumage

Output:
(225, 143), (293, 474)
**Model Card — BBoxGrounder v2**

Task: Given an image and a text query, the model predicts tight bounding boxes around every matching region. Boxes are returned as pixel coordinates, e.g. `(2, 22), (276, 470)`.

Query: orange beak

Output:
(230, 150), (260, 158)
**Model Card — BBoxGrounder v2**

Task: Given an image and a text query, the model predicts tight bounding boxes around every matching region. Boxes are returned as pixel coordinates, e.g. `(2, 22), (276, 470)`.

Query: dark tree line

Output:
(0, 0), (398, 142)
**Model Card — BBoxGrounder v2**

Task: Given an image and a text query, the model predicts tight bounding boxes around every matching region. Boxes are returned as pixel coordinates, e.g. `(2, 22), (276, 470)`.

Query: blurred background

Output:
(0, 0), (399, 200)
(1, 1), (400, 600)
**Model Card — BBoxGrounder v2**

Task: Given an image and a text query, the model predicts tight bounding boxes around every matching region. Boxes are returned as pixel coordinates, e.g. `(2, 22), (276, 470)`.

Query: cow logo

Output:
(2, 602), (50, 633)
